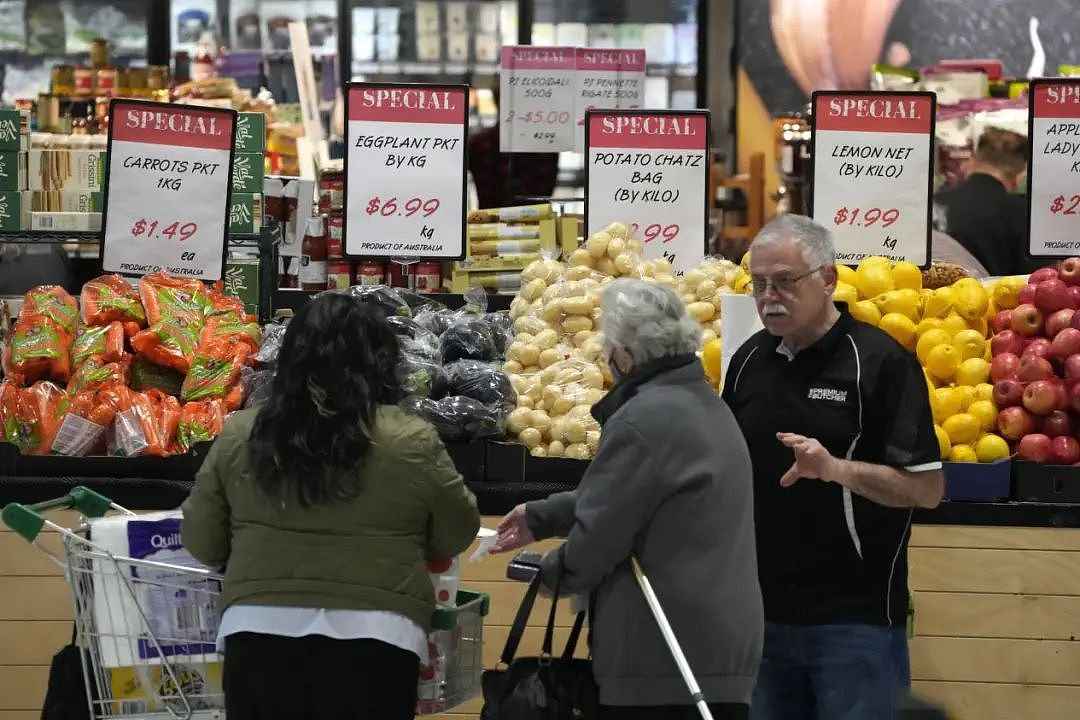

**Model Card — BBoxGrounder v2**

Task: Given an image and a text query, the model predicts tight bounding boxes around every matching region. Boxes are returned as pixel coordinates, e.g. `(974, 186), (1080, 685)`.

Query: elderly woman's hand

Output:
(490, 503), (535, 554)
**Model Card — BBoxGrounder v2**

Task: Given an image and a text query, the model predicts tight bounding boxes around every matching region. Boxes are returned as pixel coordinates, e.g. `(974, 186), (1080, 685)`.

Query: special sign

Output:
(344, 83), (468, 260)
(102, 100), (236, 280)
(1029, 79), (1080, 256)
(585, 109), (710, 274)
(500, 45), (576, 152)
(811, 91), (936, 266)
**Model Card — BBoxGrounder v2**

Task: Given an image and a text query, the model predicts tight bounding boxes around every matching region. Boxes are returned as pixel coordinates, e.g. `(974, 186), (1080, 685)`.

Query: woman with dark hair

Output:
(182, 293), (480, 720)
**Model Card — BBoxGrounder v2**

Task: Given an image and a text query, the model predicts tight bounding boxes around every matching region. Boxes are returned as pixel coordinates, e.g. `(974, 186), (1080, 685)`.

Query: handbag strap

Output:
(541, 566), (563, 657)
(499, 573), (542, 666)
(562, 610), (586, 660)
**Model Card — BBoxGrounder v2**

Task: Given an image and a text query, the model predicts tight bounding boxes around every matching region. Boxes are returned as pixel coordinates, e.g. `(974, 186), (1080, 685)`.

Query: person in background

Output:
(182, 294), (480, 720)
(933, 127), (1032, 276)
(491, 279), (763, 720)
(723, 215), (944, 720)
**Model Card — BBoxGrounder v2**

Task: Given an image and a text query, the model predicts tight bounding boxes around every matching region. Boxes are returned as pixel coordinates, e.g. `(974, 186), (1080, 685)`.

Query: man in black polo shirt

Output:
(722, 215), (944, 720)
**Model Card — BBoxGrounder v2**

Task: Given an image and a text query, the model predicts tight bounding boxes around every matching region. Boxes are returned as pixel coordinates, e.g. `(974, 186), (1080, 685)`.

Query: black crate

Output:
(0, 441), (213, 482)
(1013, 460), (1080, 503)
(943, 459), (1012, 502)
(484, 441), (525, 483)
(444, 441), (486, 483)
(523, 454), (588, 485)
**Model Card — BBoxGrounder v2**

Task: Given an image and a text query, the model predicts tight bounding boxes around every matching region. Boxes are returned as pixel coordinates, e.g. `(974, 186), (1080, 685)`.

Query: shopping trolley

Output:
(2, 486), (489, 719)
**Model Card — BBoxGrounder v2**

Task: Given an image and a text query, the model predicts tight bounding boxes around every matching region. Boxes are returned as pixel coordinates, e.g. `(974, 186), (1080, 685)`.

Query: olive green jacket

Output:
(181, 406), (480, 631)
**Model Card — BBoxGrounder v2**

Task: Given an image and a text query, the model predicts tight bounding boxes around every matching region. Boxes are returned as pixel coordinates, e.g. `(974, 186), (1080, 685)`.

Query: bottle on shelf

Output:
(191, 34), (215, 83)
(300, 215), (328, 292)
(90, 38), (117, 98)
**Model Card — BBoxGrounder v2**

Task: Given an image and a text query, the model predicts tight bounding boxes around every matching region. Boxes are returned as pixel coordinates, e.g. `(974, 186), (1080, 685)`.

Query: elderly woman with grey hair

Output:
(491, 279), (763, 720)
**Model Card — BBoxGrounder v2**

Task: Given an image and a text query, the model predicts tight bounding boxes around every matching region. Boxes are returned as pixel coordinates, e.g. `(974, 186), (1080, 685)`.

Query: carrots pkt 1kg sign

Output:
(344, 83), (468, 261)
(1028, 79), (1080, 257)
(810, 91), (936, 267)
(102, 100), (236, 281)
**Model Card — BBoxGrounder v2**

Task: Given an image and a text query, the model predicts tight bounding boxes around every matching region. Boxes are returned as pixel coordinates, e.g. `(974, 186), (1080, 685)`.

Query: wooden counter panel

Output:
(910, 636), (1080, 685)
(0, 577), (74, 622)
(911, 680), (1080, 720)
(0, 621), (70, 665)
(911, 525), (1080, 551)
(910, 547), (1080, 595)
(0, 667), (47, 711)
(913, 590), (1080, 640)
(0, 531), (67, 576)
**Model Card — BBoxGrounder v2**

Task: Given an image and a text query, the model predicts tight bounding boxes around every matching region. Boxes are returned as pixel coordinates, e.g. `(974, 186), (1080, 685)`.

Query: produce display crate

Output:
(0, 441), (213, 481)
(943, 459), (1012, 502)
(1013, 461), (1080, 503)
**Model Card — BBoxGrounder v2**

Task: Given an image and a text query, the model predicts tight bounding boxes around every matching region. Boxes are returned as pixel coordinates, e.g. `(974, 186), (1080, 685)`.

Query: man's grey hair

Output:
(600, 279), (702, 363)
(750, 214), (836, 269)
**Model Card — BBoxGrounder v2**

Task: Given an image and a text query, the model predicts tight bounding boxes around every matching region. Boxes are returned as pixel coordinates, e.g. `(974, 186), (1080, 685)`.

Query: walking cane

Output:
(632, 557), (716, 720)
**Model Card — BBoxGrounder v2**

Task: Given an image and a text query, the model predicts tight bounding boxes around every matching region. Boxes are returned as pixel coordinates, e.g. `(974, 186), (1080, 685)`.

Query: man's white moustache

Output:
(763, 304), (788, 314)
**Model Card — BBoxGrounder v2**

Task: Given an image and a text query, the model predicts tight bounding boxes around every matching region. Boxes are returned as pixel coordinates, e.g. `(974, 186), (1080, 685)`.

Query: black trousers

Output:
(223, 632), (420, 720)
(600, 703), (750, 720)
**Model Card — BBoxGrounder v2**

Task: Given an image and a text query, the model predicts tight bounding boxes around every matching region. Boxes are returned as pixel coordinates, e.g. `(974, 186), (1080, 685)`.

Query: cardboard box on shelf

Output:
(28, 149), (106, 191)
(228, 192), (264, 234)
(30, 211), (102, 232)
(28, 190), (104, 213)
(231, 153), (265, 194)
(235, 112), (266, 153)
(0, 151), (26, 191)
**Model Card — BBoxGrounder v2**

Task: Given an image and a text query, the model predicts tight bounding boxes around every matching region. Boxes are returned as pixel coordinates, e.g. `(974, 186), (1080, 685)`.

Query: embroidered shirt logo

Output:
(808, 387), (848, 402)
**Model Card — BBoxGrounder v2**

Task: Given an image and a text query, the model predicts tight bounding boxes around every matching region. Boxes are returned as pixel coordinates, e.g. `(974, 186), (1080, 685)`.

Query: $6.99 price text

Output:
(131, 219), (198, 241)
(365, 196), (440, 218)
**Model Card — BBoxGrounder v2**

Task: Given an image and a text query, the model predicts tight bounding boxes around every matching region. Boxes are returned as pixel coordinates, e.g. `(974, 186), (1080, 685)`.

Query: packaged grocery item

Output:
(51, 387), (125, 456)
(181, 339), (247, 407)
(22, 285), (79, 334)
(67, 357), (130, 396)
(130, 318), (201, 374)
(199, 317), (261, 358)
(176, 399), (226, 453)
(0, 380), (64, 455)
(81, 274), (147, 327)
(5, 313), (73, 384)
(72, 322), (125, 368)
(206, 280), (251, 321)
(111, 388), (180, 457)
(426, 557), (461, 607)
(138, 272), (210, 325)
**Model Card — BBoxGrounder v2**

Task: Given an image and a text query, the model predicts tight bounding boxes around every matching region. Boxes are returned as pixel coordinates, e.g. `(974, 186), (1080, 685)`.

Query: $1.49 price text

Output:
(365, 196), (440, 218)
(131, 219), (199, 241)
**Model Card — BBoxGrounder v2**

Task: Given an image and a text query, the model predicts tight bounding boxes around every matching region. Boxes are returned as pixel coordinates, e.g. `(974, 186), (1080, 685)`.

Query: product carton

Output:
(0, 151), (26, 191)
(0, 191), (27, 230)
(231, 153), (264, 194)
(0, 110), (29, 151)
(234, 112), (266, 153)
(228, 192), (263, 234)
(28, 190), (104, 213)
(30, 212), (102, 232)
(28, 149), (106, 192)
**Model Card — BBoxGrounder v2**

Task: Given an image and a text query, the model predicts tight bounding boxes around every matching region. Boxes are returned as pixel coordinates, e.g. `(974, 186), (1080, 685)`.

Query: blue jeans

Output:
(750, 623), (909, 720)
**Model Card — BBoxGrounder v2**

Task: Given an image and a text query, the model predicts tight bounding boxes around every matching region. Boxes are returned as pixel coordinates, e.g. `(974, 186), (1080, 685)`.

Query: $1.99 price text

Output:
(832, 207), (901, 228)
(365, 196), (440, 218)
(131, 219), (199, 241)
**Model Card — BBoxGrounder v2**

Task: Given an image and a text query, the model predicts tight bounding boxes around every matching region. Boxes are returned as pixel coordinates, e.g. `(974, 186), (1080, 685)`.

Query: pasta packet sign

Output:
(1028, 79), (1080, 256)
(585, 109), (710, 274)
(810, 91), (936, 267)
(500, 46), (576, 152)
(344, 83), (468, 260)
(102, 100), (236, 281)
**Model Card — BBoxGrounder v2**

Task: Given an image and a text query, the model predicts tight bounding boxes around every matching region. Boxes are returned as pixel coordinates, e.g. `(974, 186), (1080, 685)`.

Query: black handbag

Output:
(480, 572), (599, 720)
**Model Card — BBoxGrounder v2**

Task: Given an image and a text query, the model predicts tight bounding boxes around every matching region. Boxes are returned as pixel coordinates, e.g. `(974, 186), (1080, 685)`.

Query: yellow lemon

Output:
(955, 385), (978, 410)
(967, 400), (998, 432)
(915, 317), (944, 337)
(916, 328), (953, 365)
(940, 313), (969, 337)
(943, 413), (981, 445)
(891, 261), (923, 291)
(836, 264), (858, 288)
(955, 357), (991, 387)
(934, 425), (951, 460)
(850, 300), (882, 326)
(926, 344), (962, 382)
(733, 273), (751, 294)
(968, 316), (989, 338)
(878, 313), (917, 351)
(741, 250), (751, 273)
(975, 383), (995, 402)
(858, 255), (892, 268)
(975, 433), (1011, 463)
(953, 282), (990, 323)
(833, 281), (859, 307)
(949, 444), (978, 463)
(924, 286), (957, 318)
(874, 289), (921, 321)
(701, 338), (723, 382)
(855, 262), (894, 299)
(930, 387), (962, 425)
(991, 276), (1026, 311)
(952, 329), (987, 360)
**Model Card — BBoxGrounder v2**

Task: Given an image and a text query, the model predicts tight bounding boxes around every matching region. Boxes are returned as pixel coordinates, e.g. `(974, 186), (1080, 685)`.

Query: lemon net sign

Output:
(810, 91), (936, 267)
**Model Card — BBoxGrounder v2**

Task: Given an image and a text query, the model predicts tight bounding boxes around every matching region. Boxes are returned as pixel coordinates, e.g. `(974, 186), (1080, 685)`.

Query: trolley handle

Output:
(2, 486), (115, 543)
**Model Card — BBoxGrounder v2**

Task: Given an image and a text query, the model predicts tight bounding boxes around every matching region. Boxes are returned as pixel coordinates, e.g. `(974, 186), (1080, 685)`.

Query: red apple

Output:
(1068, 286), (1080, 308)
(993, 378), (1026, 407)
(1053, 436), (1080, 464)
(1036, 279), (1075, 314)
(991, 309), (1014, 334)
(1018, 433), (1055, 463)
(1061, 257), (1080, 286)
(1042, 410), (1074, 437)
(998, 406), (1037, 440)
(1052, 327), (1080, 359)
(1011, 304), (1045, 336)
(1070, 381), (1080, 414)
(991, 331), (1025, 358)
(991, 353), (1022, 382)
(1016, 355), (1054, 382)
(1046, 308), (1077, 339)
(1054, 379), (1070, 410)
(1065, 354), (1080, 383)
(1024, 380), (1060, 415)
(1022, 338), (1053, 360)
(1030, 267), (1062, 284)
(1019, 284), (1038, 306)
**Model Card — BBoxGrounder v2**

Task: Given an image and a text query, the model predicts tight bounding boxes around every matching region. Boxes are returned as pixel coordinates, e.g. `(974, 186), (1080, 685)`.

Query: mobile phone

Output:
(506, 550), (543, 582)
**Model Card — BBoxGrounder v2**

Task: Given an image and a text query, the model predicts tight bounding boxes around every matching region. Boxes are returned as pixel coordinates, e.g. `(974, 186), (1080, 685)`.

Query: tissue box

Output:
(108, 662), (223, 714)
(228, 192), (263, 234)
(0, 109), (29, 151)
(28, 149), (106, 191)
(235, 112), (266, 153)
(231, 153), (264, 193)
(0, 151), (26, 191)
(0, 191), (27, 230)
(28, 190), (104, 213)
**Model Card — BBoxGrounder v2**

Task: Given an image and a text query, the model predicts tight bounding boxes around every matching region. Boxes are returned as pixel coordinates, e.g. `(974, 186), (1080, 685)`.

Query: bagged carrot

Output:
(130, 317), (201, 374)
(0, 380), (64, 455)
(51, 386), (124, 456)
(80, 275), (147, 327)
(176, 399), (226, 453)
(200, 317), (261, 358)
(206, 282), (251, 321)
(182, 338), (246, 403)
(21, 286), (79, 335)
(72, 321), (125, 368)
(138, 272), (210, 325)
(67, 356), (131, 396)
(5, 313), (73, 384)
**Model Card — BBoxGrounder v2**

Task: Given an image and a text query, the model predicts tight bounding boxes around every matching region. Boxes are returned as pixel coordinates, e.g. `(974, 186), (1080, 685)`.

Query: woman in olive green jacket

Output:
(182, 294), (480, 720)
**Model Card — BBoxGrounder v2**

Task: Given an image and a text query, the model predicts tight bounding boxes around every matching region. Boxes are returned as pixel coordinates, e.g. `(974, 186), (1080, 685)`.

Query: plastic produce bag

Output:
(138, 272), (210, 324)
(397, 355), (447, 399)
(253, 321), (288, 366)
(80, 274), (147, 328)
(0, 380), (64, 455)
(67, 357), (130, 396)
(414, 307), (458, 337)
(182, 339), (247, 408)
(439, 315), (498, 364)
(72, 321), (126, 369)
(130, 317), (202, 374)
(483, 311), (514, 355)
(130, 357), (185, 396)
(206, 281), (251, 321)
(51, 387), (125, 456)
(110, 388), (180, 457)
(240, 367), (275, 408)
(333, 284), (412, 317)
(22, 285), (79, 335)
(4, 313), (73, 384)
(400, 395), (505, 442)
(443, 360), (515, 409)
(176, 399), (226, 452)
(200, 317), (261, 359)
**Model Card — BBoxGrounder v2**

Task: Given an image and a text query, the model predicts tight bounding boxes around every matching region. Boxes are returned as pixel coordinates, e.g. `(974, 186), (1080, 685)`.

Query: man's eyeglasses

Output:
(750, 267), (822, 296)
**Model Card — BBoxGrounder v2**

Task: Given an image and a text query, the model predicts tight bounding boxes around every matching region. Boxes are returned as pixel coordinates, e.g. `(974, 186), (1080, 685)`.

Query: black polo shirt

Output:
(722, 308), (941, 627)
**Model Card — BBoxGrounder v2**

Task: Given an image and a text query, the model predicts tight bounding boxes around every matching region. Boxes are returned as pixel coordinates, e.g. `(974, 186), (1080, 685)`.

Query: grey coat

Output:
(527, 356), (763, 707)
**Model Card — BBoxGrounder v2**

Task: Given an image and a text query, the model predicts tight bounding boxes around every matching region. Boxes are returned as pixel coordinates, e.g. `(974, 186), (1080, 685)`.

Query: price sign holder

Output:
(500, 45), (577, 153)
(1028, 78), (1080, 257)
(343, 82), (469, 261)
(809, 90), (936, 267)
(101, 99), (236, 280)
(584, 109), (710, 274)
